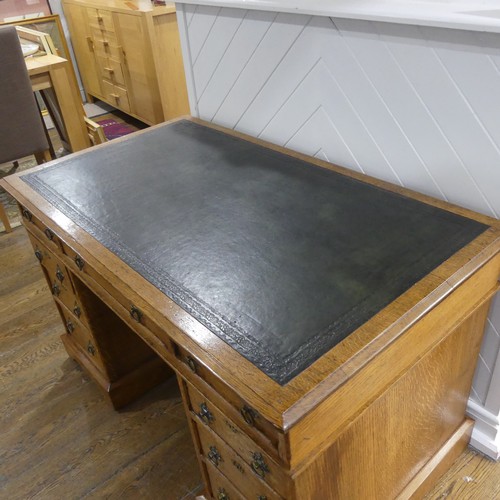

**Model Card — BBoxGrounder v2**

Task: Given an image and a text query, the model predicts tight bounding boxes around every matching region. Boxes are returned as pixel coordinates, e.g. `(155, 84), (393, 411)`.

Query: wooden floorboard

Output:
(1, 226), (498, 499)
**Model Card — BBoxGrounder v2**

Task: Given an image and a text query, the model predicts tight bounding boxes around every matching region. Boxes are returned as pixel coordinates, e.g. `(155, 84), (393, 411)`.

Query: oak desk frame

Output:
(2, 117), (499, 500)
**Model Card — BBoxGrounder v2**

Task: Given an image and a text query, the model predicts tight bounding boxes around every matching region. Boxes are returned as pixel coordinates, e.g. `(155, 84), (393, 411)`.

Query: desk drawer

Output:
(21, 204), (64, 253)
(58, 303), (104, 366)
(187, 382), (283, 467)
(26, 231), (75, 297)
(196, 423), (282, 500)
(175, 343), (283, 459)
(205, 461), (244, 500)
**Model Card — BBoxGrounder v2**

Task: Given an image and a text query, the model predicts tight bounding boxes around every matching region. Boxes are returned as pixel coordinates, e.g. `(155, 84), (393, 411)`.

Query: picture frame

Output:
(2, 15), (72, 61)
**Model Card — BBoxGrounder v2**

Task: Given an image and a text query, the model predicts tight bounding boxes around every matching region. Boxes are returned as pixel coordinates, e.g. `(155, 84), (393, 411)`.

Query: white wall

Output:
(176, 4), (500, 458)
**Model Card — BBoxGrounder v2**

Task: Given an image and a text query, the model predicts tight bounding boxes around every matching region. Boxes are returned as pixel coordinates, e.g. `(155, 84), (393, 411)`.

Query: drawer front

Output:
(205, 461), (245, 500)
(97, 55), (126, 87)
(56, 289), (89, 329)
(90, 25), (118, 45)
(26, 232), (75, 301)
(21, 205), (63, 253)
(58, 303), (103, 365)
(197, 423), (282, 500)
(175, 343), (282, 456)
(87, 8), (114, 32)
(59, 239), (175, 358)
(187, 382), (283, 469)
(102, 80), (130, 112)
(94, 38), (122, 61)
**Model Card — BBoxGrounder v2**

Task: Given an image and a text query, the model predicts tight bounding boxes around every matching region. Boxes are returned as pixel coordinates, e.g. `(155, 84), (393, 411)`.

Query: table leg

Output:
(48, 63), (91, 152)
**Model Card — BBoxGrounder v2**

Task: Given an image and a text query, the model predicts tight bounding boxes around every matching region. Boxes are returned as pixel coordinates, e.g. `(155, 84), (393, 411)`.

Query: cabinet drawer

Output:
(102, 80), (130, 112)
(91, 26), (118, 47)
(196, 423), (282, 500)
(87, 8), (114, 32)
(97, 56), (125, 87)
(93, 38), (121, 61)
(205, 461), (244, 500)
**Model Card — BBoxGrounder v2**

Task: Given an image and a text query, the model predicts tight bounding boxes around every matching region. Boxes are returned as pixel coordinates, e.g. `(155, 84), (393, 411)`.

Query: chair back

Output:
(0, 25), (48, 164)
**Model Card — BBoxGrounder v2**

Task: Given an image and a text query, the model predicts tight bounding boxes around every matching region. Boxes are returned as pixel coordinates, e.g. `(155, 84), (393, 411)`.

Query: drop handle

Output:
(66, 319), (75, 334)
(34, 249), (43, 262)
(217, 489), (229, 500)
(55, 266), (65, 283)
(74, 255), (85, 270)
(250, 452), (270, 478)
(130, 305), (143, 323)
(87, 341), (96, 356)
(44, 228), (54, 241)
(207, 445), (222, 466)
(73, 304), (81, 318)
(197, 402), (214, 424)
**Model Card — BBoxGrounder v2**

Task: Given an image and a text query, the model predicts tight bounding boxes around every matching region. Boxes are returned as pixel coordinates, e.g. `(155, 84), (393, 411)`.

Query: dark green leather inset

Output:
(24, 120), (489, 384)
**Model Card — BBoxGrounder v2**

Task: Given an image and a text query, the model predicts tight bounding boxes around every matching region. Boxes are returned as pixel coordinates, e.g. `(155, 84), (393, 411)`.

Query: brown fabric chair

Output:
(0, 25), (51, 233)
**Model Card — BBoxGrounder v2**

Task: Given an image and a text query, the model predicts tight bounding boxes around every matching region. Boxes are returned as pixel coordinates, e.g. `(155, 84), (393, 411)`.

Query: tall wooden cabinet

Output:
(62, 0), (189, 125)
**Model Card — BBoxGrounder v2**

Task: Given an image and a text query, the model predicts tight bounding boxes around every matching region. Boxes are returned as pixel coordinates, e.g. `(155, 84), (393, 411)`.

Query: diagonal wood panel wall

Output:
(175, 4), (500, 457)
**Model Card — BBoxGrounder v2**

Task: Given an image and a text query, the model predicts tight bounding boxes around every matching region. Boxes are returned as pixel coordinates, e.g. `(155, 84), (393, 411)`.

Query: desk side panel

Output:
(292, 295), (493, 499)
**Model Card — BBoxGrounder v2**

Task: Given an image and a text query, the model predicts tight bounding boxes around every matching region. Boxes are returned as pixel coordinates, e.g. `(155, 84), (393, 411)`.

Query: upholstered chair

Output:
(0, 25), (51, 233)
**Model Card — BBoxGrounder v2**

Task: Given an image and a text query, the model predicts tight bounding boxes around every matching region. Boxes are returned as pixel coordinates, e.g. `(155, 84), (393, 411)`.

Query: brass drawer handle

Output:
(258, 496), (268, 500)
(73, 304), (81, 318)
(87, 341), (96, 356)
(34, 249), (43, 262)
(186, 356), (197, 373)
(66, 319), (75, 334)
(207, 445), (222, 466)
(74, 255), (85, 271)
(55, 266), (65, 283)
(22, 208), (32, 221)
(251, 452), (270, 479)
(217, 489), (229, 500)
(130, 305), (143, 323)
(241, 405), (257, 426)
(44, 228), (54, 241)
(51, 282), (60, 296)
(197, 402), (214, 424)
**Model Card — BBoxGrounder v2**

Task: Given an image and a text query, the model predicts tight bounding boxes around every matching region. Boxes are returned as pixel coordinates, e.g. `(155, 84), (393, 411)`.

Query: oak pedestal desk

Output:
(2, 118), (499, 500)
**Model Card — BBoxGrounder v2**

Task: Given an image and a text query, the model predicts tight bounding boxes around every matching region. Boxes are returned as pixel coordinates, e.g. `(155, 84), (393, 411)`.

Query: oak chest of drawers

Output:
(2, 118), (499, 499)
(62, 0), (189, 125)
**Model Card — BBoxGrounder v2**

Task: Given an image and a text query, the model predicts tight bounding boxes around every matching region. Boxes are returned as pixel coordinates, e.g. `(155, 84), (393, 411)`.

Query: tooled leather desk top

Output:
(23, 119), (488, 384)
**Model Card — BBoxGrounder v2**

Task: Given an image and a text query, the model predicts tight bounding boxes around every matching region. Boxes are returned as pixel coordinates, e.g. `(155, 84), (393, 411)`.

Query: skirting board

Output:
(467, 398), (500, 460)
